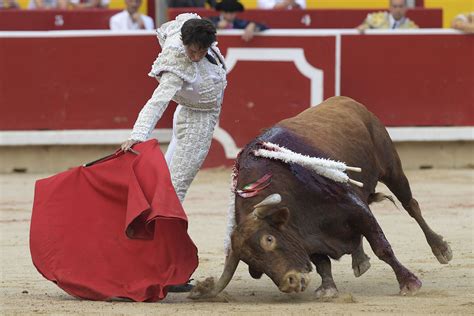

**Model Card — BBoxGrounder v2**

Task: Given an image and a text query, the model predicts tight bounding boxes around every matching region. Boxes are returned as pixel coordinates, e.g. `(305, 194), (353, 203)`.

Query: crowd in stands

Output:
(0, 0), (472, 34)
(69, 0), (109, 9)
(0, 0), (19, 9)
(28, 0), (67, 9)
(0, 0), (106, 9)
(165, 0), (473, 34)
(167, 0), (307, 10)
(168, 0), (216, 8)
(208, 0), (267, 41)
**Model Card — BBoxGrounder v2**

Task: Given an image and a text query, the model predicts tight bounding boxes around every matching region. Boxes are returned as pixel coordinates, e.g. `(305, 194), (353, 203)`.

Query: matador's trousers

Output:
(165, 105), (221, 202)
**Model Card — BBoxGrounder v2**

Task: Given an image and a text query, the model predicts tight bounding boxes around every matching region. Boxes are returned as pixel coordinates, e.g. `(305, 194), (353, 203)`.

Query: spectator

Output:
(0, 0), (19, 9)
(168, 0), (216, 8)
(209, 0), (267, 41)
(451, 12), (474, 34)
(109, 0), (154, 30)
(257, 0), (306, 10)
(69, 0), (109, 9)
(28, 0), (68, 9)
(357, 0), (418, 32)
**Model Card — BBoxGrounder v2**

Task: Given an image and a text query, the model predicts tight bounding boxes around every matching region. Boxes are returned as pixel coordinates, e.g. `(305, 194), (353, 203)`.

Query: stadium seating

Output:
(168, 7), (442, 28)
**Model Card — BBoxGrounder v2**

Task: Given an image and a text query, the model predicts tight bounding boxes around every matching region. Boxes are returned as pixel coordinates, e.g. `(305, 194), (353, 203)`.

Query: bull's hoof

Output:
(430, 236), (453, 264)
(352, 256), (371, 278)
(399, 275), (422, 296)
(315, 285), (338, 299)
(352, 252), (371, 278)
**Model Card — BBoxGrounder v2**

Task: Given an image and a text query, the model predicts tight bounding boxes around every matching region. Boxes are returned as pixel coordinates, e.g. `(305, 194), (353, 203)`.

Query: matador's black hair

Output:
(181, 18), (216, 50)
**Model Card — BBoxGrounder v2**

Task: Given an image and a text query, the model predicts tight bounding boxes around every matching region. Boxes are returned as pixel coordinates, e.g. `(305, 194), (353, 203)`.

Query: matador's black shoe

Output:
(167, 280), (194, 293)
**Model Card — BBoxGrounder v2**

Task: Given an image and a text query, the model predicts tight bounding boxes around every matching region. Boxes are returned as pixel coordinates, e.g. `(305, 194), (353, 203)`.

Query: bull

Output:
(190, 96), (452, 299)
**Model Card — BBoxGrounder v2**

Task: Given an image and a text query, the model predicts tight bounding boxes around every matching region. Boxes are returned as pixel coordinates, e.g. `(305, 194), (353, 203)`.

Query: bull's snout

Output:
(278, 271), (311, 293)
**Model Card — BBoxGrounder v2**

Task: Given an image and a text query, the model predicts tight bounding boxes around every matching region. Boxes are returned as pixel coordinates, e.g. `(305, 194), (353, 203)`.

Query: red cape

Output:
(30, 140), (198, 302)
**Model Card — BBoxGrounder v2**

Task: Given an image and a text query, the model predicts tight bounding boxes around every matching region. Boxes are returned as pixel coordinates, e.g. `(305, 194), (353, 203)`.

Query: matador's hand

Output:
(121, 139), (141, 152)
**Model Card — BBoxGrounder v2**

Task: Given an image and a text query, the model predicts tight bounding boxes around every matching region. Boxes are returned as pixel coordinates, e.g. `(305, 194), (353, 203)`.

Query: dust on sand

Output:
(1, 169), (473, 315)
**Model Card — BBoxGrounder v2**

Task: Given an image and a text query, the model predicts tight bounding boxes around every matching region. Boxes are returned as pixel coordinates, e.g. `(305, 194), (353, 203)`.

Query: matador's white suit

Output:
(130, 13), (227, 202)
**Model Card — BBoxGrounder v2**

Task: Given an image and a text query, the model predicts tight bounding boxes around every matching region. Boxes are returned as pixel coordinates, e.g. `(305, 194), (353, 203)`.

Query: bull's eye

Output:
(260, 234), (276, 251)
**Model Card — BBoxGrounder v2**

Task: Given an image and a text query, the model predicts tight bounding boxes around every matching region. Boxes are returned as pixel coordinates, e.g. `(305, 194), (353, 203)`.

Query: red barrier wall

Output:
(0, 34), (162, 130)
(0, 8), (441, 31)
(341, 34), (474, 126)
(168, 8), (443, 29)
(218, 35), (335, 143)
(1, 30), (472, 167)
(0, 9), (120, 31)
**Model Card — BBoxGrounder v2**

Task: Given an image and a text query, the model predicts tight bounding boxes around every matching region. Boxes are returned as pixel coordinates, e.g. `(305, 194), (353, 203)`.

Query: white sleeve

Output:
(109, 15), (121, 30)
(257, 0), (275, 9)
(143, 15), (155, 30)
(130, 72), (183, 141)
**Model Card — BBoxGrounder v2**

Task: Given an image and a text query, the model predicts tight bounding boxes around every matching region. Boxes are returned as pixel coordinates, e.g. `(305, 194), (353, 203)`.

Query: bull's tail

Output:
(368, 192), (399, 210)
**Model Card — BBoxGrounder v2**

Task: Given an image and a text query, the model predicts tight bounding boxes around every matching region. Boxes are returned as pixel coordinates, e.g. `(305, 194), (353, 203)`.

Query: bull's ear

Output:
(261, 207), (290, 227)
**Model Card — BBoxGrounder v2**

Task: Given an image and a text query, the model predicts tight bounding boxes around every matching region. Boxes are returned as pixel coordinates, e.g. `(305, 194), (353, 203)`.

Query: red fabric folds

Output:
(30, 140), (198, 302)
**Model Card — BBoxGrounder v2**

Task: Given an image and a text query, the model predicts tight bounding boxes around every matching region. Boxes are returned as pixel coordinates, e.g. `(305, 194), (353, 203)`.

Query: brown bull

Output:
(190, 96), (452, 299)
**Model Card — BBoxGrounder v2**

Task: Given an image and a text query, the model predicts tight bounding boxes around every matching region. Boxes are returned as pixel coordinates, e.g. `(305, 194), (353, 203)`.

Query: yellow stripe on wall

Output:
(108, 0), (148, 14)
(17, 0), (28, 8)
(240, 0), (257, 7)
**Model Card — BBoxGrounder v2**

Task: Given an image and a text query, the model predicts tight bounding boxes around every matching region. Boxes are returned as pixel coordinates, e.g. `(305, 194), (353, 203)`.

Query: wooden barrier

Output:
(0, 29), (472, 167)
(168, 8), (443, 29)
(0, 8), (443, 31)
(0, 9), (120, 31)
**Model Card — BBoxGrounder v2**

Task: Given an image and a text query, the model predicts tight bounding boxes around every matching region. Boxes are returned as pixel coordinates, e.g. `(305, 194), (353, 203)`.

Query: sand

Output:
(1, 168), (473, 315)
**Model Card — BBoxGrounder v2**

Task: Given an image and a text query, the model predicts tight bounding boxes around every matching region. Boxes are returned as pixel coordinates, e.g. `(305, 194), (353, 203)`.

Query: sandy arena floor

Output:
(0, 168), (473, 315)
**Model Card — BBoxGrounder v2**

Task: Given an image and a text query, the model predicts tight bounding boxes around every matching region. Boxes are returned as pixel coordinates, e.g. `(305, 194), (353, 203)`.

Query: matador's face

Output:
(184, 44), (208, 63)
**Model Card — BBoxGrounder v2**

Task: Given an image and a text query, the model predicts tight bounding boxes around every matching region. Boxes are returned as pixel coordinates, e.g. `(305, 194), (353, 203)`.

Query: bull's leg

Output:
(351, 238), (371, 277)
(310, 254), (338, 298)
(354, 206), (422, 295)
(383, 169), (452, 264)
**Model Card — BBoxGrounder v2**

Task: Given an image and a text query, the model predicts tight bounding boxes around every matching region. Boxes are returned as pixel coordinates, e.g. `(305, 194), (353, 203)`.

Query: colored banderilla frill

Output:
(252, 142), (364, 187)
(235, 173), (272, 198)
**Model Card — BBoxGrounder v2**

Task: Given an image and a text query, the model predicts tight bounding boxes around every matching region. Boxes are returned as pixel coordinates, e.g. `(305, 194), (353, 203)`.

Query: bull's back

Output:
(278, 96), (377, 150)
(277, 96), (397, 192)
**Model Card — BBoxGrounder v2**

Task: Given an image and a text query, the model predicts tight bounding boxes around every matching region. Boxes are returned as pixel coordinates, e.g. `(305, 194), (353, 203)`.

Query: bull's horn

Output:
(253, 193), (282, 209)
(188, 250), (240, 299)
(253, 193), (282, 219)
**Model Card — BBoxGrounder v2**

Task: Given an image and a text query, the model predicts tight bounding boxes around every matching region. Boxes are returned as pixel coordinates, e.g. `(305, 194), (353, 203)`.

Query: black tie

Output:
(205, 53), (218, 66)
